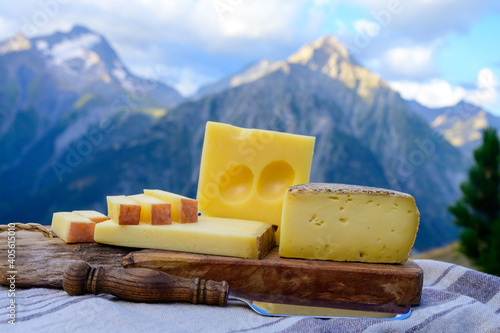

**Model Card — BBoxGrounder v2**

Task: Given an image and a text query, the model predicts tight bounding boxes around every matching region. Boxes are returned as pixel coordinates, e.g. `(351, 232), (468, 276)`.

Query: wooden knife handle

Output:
(63, 260), (228, 306)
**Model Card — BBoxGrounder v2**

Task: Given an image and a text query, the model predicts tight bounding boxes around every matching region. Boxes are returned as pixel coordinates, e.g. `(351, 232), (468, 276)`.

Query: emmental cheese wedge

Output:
(106, 195), (141, 225)
(73, 210), (109, 223)
(52, 212), (96, 243)
(94, 216), (276, 259)
(128, 194), (171, 225)
(279, 183), (420, 263)
(143, 189), (197, 223)
(196, 121), (315, 243)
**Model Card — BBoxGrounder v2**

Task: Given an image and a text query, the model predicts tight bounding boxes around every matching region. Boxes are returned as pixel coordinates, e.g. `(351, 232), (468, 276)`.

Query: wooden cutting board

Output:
(122, 248), (423, 306)
(1, 225), (423, 307)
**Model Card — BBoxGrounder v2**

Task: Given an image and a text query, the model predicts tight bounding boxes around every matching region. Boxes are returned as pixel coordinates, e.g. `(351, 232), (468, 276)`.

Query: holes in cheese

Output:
(257, 160), (295, 201)
(219, 165), (254, 203)
(51, 212), (96, 243)
(279, 183), (420, 263)
(73, 210), (109, 223)
(94, 216), (276, 259)
(143, 189), (197, 223)
(128, 194), (171, 225)
(196, 121), (315, 244)
(106, 195), (141, 225)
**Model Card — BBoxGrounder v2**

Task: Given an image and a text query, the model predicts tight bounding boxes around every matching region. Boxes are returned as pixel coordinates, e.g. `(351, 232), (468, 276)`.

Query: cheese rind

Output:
(128, 194), (171, 225)
(196, 121), (315, 243)
(106, 195), (141, 225)
(279, 183), (420, 263)
(73, 210), (109, 223)
(143, 189), (197, 223)
(94, 216), (275, 259)
(52, 212), (96, 243)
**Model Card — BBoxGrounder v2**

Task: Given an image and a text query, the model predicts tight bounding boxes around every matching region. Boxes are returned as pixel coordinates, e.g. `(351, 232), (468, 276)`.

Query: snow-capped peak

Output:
(111, 60), (135, 91)
(46, 33), (101, 67)
(0, 34), (32, 54)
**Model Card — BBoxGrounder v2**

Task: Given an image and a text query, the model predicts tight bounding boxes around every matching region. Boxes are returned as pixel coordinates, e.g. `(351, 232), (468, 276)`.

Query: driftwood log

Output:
(0, 224), (132, 289)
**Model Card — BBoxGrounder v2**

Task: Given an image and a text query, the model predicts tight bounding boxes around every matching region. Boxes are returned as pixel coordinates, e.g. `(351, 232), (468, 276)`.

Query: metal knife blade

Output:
(228, 289), (412, 319)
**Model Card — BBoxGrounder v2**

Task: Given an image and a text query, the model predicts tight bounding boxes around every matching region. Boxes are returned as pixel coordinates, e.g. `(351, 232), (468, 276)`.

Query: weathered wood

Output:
(63, 261), (228, 306)
(122, 248), (423, 306)
(0, 226), (132, 288)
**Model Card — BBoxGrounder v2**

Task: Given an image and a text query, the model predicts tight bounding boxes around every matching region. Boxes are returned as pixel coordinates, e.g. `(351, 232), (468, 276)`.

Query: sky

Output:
(1, 0), (500, 115)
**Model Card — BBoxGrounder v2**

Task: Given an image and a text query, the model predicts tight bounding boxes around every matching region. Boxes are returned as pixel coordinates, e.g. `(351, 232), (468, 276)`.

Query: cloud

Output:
(352, 0), (500, 43)
(363, 44), (438, 81)
(389, 68), (500, 114)
(0, 0), (318, 94)
(1, 1), (499, 96)
(384, 45), (436, 78)
(389, 79), (467, 108)
(338, 1), (500, 81)
(7, 0), (311, 56)
(213, 1), (306, 40)
(133, 65), (217, 97)
(465, 68), (499, 108)
(0, 17), (16, 40)
(353, 19), (380, 37)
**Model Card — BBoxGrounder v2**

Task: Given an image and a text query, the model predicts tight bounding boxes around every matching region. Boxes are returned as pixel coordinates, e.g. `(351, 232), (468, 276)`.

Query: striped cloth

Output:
(1, 259), (499, 332)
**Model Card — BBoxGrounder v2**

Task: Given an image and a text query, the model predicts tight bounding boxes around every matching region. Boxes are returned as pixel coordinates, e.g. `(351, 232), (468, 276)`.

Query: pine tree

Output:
(449, 127), (500, 276)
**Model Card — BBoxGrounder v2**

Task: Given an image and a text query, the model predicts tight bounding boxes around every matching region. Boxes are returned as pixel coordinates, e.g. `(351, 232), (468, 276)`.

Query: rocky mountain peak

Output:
(0, 33), (32, 54)
(287, 34), (352, 67)
(196, 35), (386, 99)
(68, 24), (94, 36)
(286, 35), (385, 100)
(15, 25), (139, 92)
(33, 25), (118, 70)
(311, 34), (351, 59)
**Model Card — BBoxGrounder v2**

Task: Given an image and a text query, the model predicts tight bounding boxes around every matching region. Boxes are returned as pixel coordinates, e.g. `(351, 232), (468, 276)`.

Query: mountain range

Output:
(1, 26), (494, 251)
(0, 25), (182, 212)
(409, 100), (500, 155)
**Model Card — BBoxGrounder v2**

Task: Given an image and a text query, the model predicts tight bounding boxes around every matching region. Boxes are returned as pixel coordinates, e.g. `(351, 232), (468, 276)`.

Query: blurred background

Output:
(1, 1), (499, 268)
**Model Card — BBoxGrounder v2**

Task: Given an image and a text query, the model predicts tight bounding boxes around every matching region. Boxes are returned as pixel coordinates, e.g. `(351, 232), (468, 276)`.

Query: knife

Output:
(63, 261), (411, 320)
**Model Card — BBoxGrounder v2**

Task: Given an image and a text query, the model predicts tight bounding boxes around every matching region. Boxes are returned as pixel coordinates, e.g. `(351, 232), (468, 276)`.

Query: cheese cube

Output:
(51, 212), (96, 243)
(73, 210), (109, 223)
(94, 216), (275, 259)
(279, 183), (420, 263)
(144, 189), (197, 223)
(196, 121), (315, 243)
(106, 195), (141, 225)
(128, 194), (171, 225)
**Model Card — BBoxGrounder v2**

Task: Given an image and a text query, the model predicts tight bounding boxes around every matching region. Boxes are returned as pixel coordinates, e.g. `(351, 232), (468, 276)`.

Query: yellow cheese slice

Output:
(196, 121), (315, 243)
(128, 194), (171, 225)
(144, 189), (197, 223)
(52, 212), (96, 243)
(94, 216), (275, 259)
(73, 210), (109, 223)
(279, 183), (420, 263)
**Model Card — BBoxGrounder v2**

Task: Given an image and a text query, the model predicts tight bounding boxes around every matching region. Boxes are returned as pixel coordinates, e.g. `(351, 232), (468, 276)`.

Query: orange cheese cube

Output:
(144, 189), (198, 223)
(128, 194), (171, 225)
(51, 212), (96, 243)
(106, 195), (141, 225)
